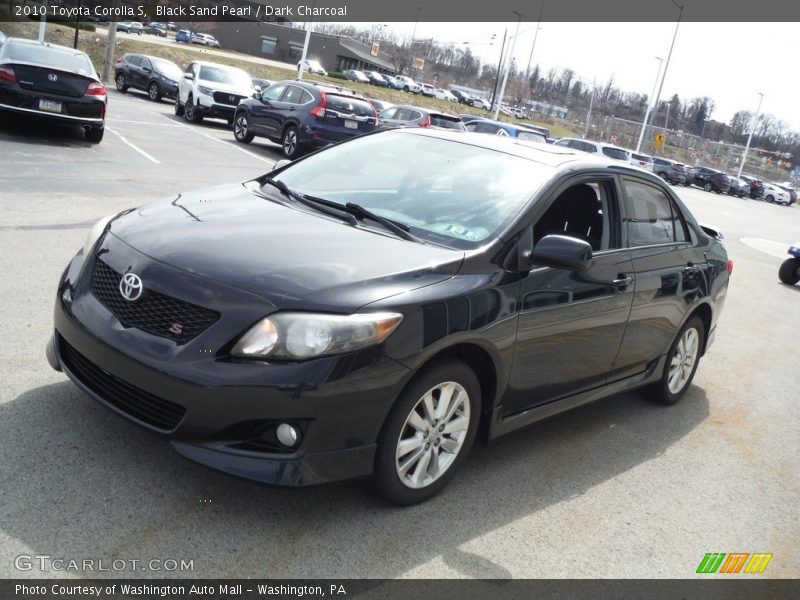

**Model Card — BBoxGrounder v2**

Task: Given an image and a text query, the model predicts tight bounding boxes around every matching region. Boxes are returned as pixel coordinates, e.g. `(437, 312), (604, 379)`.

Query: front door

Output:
(503, 177), (635, 416)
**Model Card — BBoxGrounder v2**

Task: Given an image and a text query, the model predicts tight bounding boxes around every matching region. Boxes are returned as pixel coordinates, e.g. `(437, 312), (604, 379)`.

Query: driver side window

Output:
(533, 181), (620, 252)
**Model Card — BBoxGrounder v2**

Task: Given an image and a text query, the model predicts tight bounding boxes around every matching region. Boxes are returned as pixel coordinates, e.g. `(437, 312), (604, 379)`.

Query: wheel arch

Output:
(686, 302), (713, 357)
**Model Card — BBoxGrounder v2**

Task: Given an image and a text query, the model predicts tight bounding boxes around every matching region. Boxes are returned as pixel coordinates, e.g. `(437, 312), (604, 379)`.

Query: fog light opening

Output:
(276, 423), (300, 448)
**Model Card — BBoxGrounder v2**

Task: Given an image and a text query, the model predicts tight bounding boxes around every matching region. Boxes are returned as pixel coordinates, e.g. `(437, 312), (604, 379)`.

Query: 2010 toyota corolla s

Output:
(47, 129), (730, 505)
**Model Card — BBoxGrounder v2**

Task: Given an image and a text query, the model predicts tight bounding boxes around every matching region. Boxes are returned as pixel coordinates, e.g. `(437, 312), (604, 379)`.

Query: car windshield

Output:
(198, 66), (250, 87)
(270, 132), (550, 248)
(9, 42), (94, 76)
(152, 59), (182, 80)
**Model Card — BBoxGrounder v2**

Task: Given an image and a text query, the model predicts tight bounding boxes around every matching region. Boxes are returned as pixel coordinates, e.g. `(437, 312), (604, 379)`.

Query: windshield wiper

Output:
(262, 178), (357, 226)
(342, 202), (423, 243)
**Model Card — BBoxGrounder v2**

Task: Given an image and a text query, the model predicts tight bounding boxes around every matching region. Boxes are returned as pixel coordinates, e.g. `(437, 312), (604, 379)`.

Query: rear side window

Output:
(282, 86), (306, 104)
(127, 55), (142, 67)
(602, 147), (629, 160)
(623, 180), (688, 246)
(326, 95), (375, 117)
(631, 152), (650, 162)
(517, 131), (546, 143)
(467, 122), (500, 134)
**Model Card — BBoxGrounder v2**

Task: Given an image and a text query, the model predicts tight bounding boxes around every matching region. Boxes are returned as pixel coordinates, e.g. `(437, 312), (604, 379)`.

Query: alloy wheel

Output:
(148, 83), (159, 101)
(395, 381), (470, 489)
(234, 116), (248, 139)
(283, 128), (297, 157)
(115, 74), (126, 91)
(668, 328), (699, 394)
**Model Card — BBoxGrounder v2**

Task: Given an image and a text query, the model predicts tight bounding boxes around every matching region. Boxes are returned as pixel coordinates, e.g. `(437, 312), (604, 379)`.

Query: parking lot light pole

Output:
(493, 12), (522, 121)
(635, 57), (664, 153)
(583, 77), (596, 139)
(736, 92), (765, 179)
(645, 1), (683, 153)
(38, 0), (48, 43)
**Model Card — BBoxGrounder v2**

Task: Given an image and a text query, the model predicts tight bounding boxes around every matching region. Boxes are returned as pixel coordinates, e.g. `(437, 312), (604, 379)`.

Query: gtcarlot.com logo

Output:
(696, 552), (773, 574)
(14, 554), (194, 572)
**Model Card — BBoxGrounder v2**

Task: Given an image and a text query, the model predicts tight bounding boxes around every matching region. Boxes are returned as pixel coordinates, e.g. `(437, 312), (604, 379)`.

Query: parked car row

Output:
(174, 30), (220, 47)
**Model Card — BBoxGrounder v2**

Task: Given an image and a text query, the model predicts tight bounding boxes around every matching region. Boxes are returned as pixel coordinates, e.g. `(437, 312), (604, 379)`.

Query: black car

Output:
(0, 37), (106, 142)
(365, 71), (389, 87)
(739, 174), (764, 199)
(450, 89), (472, 104)
(232, 79), (377, 158)
(143, 23), (168, 37)
(726, 176), (750, 198)
(692, 166), (730, 194)
(48, 129), (729, 505)
(114, 53), (182, 101)
(377, 105), (465, 131)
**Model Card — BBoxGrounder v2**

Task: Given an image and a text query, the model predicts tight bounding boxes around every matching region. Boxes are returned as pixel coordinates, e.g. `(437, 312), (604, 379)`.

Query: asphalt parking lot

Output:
(1, 90), (798, 579)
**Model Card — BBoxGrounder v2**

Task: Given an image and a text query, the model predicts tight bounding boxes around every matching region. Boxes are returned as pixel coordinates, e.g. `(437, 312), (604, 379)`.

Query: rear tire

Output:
(778, 258), (800, 285)
(281, 125), (300, 159)
(115, 73), (127, 93)
(148, 82), (161, 101)
(647, 316), (705, 406)
(85, 126), (104, 143)
(373, 360), (480, 505)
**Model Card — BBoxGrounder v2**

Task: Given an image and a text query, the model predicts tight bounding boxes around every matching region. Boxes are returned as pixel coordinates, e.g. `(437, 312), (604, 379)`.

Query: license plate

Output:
(344, 120), (358, 130)
(39, 99), (62, 113)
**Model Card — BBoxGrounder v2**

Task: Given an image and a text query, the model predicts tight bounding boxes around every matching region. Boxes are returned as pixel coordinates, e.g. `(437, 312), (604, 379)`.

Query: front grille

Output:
(91, 259), (220, 343)
(60, 338), (187, 431)
(213, 91), (246, 106)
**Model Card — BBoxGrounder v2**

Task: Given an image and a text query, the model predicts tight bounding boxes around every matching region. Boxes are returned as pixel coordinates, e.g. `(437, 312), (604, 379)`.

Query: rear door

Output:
(612, 177), (699, 379)
(135, 57), (153, 88)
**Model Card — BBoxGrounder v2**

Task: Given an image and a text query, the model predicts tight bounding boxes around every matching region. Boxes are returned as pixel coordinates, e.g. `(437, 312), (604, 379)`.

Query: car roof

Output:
(394, 128), (656, 173)
(4, 37), (90, 58)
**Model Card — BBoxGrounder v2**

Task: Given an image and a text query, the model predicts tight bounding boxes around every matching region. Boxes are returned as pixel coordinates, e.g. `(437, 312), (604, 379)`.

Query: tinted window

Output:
(261, 84), (286, 101)
(282, 85), (305, 104)
(300, 90), (314, 104)
(9, 43), (95, 75)
(379, 107), (397, 119)
(394, 108), (416, 121)
(631, 153), (650, 162)
(653, 158), (668, 166)
(127, 55), (142, 67)
(467, 122), (500, 134)
(517, 131), (546, 143)
(140, 58), (152, 70)
(430, 115), (465, 130)
(579, 141), (598, 153)
(326, 95), (375, 117)
(602, 147), (629, 160)
(623, 180), (687, 246)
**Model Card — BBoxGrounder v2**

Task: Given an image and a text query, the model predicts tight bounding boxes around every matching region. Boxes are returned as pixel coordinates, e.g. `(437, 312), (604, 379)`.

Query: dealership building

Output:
(213, 22), (397, 75)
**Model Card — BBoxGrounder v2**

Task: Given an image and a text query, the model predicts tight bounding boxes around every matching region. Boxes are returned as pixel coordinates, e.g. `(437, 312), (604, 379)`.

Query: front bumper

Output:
(49, 247), (413, 486)
(196, 96), (237, 119)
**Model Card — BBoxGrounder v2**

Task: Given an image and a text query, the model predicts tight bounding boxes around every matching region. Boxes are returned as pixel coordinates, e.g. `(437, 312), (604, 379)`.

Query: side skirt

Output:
(489, 354), (667, 439)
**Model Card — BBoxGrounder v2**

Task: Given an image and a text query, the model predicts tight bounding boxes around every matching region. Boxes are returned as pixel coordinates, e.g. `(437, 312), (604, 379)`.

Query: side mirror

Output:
(184, 73), (194, 80)
(271, 159), (292, 172)
(253, 85), (261, 94)
(529, 234), (593, 271)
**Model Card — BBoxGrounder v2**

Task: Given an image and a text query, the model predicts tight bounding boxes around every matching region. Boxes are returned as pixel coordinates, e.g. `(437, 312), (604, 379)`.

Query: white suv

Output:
(554, 138), (632, 162)
(394, 75), (421, 93)
(176, 61), (254, 125)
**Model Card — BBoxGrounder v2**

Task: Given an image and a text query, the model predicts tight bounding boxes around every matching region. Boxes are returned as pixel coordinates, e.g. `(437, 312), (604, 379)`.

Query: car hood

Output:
(196, 80), (251, 95)
(109, 183), (464, 311)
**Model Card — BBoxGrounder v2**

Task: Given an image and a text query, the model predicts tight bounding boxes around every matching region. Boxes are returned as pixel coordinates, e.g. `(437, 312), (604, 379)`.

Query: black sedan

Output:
(48, 129), (730, 505)
(0, 37), (106, 142)
(114, 53), (182, 101)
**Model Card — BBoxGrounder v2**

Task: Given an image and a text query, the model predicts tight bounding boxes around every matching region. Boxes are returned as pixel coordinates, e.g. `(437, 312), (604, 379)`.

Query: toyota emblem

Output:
(48, 73), (58, 82)
(119, 272), (144, 302)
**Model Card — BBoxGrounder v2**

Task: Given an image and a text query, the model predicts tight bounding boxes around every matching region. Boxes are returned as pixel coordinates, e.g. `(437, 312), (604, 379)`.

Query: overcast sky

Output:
(375, 22), (800, 131)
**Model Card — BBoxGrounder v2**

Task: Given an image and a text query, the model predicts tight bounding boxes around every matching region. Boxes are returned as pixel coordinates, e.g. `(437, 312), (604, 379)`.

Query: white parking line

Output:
(107, 119), (187, 128)
(105, 126), (161, 164)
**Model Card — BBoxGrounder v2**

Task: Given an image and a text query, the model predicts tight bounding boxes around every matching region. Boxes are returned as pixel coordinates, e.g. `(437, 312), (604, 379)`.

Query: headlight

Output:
(82, 214), (115, 256)
(197, 85), (214, 96)
(160, 75), (176, 84)
(231, 312), (403, 360)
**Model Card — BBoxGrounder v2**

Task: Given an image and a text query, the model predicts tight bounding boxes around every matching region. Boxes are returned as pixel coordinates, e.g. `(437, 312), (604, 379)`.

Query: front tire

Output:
(778, 257), (800, 285)
(703, 182), (712, 192)
(148, 82), (161, 101)
(183, 94), (202, 123)
(374, 360), (480, 505)
(233, 113), (254, 143)
(281, 125), (300, 159)
(766, 195), (774, 203)
(647, 316), (705, 406)
(115, 73), (127, 93)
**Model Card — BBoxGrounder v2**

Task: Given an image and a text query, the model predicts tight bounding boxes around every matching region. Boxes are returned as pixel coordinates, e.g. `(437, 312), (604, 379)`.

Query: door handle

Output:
(612, 274), (633, 288)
